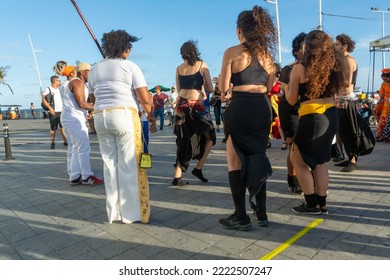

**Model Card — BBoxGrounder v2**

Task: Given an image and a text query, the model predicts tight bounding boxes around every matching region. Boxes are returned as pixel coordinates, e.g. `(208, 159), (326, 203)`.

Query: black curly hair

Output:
(101, 30), (139, 59)
(335, 33), (356, 53)
(180, 40), (201, 66)
(292, 32), (307, 59)
(237, 5), (277, 59)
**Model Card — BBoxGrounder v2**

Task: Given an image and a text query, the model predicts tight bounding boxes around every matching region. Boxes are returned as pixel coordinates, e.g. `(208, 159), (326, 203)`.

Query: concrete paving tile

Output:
(150, 247), (192, 260)
(0, 246), (22, 260)
(72, 250), (105, 260)
(40, 230), (81, 250)
(133, 238), (172, 258)
(94, 240), (137, 259)
(56, 241), (96, 259)
(179, 226), (228, 246)
(110, 248), (148, 260)
(237, 243), (271, 260)
(192, 246), (235, 260)
(12, 235), (56, 260)
(312, 247), (364, 260)
(214, 236), (254, 255)
(358, 236), (390, 259)
(82, 233), (117, 251)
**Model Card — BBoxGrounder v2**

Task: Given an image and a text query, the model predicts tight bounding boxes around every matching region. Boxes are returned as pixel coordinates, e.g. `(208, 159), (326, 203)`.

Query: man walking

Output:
(153, 85), (173, 130)
(41, 75), (67, 149)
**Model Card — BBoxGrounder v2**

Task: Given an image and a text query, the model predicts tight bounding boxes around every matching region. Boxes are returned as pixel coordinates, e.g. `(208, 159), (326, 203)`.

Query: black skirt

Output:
(294, 106), (338, 170)
(174, 97), (216, 172)
(227, 91), (273, 210)
(278, 95), (300, 139)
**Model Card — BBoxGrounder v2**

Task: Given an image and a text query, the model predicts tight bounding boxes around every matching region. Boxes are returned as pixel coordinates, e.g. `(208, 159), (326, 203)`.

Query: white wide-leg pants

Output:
(94, 108), (149, 224)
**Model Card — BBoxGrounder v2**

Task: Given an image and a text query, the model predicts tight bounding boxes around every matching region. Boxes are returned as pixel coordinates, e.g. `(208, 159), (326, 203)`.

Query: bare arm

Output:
(41, 94), (55, 116)
(166, 95), (174, 107)
(135, 86), (156, 125)
(219, 49), (233, 101)
(69, 79), (94, 111)
(175, 67), (181, 93)
(88, 94), (96, 104)
(345, 56), (354, 85)
(286, 64), (303, 106)
(201, 62), (213, 93)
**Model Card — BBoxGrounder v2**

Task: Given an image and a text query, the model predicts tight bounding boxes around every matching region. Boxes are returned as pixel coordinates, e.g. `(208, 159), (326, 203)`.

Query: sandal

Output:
(281, 142), (288, 150)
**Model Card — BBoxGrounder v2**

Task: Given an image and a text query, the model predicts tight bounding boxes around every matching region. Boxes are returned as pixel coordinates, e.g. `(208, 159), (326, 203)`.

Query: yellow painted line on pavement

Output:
(260, 218), (323, 260)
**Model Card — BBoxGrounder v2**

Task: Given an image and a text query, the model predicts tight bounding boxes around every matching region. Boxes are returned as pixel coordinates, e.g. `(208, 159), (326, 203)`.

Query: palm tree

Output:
(0, 66), (14, 95)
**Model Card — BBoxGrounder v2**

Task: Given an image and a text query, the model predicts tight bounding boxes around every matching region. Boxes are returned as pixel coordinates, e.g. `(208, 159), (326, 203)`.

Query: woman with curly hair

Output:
(218, 6), (276, 230)
(87, 30), (156, 224)
(286, 30), (345, 214)
(172, 40), (215, 186)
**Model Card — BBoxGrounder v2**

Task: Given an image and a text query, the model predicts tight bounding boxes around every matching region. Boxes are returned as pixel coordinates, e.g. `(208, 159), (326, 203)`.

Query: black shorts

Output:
(49, 112), (63, 130)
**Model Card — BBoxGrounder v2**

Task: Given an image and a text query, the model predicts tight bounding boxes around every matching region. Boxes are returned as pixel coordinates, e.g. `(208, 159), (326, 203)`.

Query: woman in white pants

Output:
(88, 30), (155, 224)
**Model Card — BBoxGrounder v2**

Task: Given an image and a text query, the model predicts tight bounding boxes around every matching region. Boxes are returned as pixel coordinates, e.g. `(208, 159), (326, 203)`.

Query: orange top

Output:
(379, 82), (390, 118)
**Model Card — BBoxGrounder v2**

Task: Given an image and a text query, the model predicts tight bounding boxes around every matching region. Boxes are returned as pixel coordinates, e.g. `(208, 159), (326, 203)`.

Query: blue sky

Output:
(0, 0), (389, 109)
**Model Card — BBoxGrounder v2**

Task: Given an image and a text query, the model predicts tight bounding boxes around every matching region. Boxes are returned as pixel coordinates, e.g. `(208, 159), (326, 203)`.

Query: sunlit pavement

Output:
(0, 118), (389, 260)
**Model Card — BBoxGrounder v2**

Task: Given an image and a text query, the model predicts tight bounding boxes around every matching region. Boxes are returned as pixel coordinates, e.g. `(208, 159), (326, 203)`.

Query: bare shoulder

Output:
(177, 62), (185, 71)
(223, 44), (242, 57)
(200, 61), (209, 69)
(291, 64), (306, 81)
(292, 63), (305, 72)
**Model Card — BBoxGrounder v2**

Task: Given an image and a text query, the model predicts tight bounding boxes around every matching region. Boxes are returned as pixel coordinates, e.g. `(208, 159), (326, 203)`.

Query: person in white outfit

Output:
(56, 61), (104, 186)
(88, 30), (156, 224)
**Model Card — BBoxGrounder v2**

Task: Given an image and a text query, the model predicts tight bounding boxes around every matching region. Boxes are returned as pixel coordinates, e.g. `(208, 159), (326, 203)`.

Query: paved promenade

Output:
(0, 118), (389, 260)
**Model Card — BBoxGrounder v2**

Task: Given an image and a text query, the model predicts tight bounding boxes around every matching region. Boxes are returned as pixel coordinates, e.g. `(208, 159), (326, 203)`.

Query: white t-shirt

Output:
(88, 59), (147, 111)
(42, 86), (63, 112)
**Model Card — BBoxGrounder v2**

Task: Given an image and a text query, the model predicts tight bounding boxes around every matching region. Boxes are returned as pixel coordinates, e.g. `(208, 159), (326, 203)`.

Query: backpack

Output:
(41, 87), (54, 111)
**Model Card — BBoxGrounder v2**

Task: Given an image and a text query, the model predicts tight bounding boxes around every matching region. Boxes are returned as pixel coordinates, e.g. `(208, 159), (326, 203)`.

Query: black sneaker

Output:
(70, 175), (81, 186)
(292, 203), (321, 215)
(219, 214), (252, 231)
(172, 177), (187, 186)
(320, 207), (329, 215)
(192, 168), (208, 182)
(252, 211), (269, 227)
(340, 162), (357, 172)
(50, 142), (55, 149)
(287, 175), (303, 195)
(334, 160), (349, 167)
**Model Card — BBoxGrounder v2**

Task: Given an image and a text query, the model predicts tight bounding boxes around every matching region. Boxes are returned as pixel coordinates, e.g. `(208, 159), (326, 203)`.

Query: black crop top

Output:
(298, 82), (330, 102)
(298, 83), (310, 102)
(230, 58), (268, 86)
(178, 62), (204, 90)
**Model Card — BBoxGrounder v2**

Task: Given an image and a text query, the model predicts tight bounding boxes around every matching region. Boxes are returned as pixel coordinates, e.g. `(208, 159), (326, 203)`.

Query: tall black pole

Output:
(70, 0), (105, 58)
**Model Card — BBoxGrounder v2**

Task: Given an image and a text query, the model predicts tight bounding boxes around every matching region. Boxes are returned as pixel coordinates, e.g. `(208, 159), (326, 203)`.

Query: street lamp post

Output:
(318, 0), (323, 30)
(264, 0), (281, 65)
(28, 33), (43, 93)
(371, 7), (390, 68)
